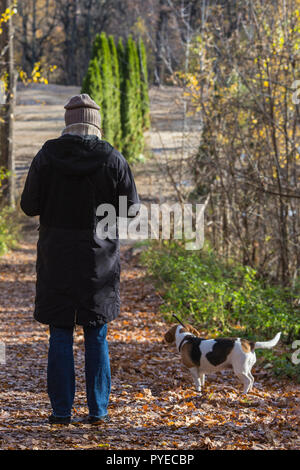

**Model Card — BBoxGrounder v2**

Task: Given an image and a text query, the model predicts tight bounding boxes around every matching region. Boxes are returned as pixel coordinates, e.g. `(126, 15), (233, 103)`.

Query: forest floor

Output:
(0, 83), (298, 450)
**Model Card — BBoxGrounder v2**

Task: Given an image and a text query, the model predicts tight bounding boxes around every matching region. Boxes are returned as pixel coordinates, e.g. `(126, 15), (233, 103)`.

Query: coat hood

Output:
(42, 134), (114, 176)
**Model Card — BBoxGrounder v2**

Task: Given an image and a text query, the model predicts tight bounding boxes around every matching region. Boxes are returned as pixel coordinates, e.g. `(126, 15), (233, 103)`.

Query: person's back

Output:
(20, 94), (139, 424)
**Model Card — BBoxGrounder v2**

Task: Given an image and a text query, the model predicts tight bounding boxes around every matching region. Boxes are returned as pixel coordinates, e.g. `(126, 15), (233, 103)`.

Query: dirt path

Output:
(0, 225), (299, 450)
(0, 83), (298, 450)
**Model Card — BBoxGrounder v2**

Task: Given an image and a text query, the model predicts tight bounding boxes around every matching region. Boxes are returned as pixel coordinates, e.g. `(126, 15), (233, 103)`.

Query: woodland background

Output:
(0, 0), (299, 373)
(0, 0), (300, 448)
(7, 0), (299, 286)
(0, 2), (299, 450)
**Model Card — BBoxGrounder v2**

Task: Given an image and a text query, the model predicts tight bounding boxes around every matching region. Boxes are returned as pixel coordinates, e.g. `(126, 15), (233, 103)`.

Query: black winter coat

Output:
(20, 134), (139, 328)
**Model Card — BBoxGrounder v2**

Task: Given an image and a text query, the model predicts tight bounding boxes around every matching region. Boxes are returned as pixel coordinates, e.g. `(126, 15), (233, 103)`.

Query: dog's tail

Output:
(254, 332), (281, 350)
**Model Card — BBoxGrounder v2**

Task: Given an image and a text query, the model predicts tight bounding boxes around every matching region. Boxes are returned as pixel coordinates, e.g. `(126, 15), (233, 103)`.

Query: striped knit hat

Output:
(64, 94), (101, 131)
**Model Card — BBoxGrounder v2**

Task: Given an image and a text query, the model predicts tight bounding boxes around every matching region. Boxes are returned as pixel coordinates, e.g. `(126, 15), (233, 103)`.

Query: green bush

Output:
(141, 240), (300, 381)
(0, 205), (19, 255)
(0, 168), (20, 255)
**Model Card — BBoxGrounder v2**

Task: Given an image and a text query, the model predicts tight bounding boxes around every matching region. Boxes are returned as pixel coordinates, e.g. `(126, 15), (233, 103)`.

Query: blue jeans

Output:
(47, 324), (111, 418)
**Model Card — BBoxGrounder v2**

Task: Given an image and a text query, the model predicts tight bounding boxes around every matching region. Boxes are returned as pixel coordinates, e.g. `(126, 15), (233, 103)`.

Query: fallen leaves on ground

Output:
(0, 233), (299, 450)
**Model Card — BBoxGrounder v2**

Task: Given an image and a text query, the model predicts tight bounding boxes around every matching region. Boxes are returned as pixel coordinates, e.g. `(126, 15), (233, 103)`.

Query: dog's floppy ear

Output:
(185, 324), (201, 337)
(164, 325), (178, 343)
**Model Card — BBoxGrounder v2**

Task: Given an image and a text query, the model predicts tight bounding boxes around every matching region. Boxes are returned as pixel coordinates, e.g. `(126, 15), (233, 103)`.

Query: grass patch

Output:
(140, 240), (300, 382)
(0, 205), (21, 256)
(0, 168), (22, 256)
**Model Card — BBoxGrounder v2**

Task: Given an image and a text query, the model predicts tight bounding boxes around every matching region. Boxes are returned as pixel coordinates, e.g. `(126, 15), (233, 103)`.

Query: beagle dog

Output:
(164, 325), (281, 394)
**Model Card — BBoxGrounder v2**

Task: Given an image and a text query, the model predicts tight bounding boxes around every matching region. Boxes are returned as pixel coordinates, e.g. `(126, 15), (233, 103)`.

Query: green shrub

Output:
(0, 168), (20, 255)
(0, 205), (19, 255)
(256, 349), (300, 383)
(141, 240), (300, 381)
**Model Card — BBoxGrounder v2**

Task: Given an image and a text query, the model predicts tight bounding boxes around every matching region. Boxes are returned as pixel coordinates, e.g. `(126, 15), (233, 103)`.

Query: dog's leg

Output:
(235, 372), (252, 394)
(247, 369), (254, 391)
(200, 373), (205, 387)
(234, 356), (254, 394)
(248, 354), (256, 391)
(189, 367), (201, 392)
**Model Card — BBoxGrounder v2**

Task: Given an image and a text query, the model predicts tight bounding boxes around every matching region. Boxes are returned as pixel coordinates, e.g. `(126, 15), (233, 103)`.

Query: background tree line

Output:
(14, 0), (234, 86)
(1, 0), (299, 288)
(169, 0), (300, 287)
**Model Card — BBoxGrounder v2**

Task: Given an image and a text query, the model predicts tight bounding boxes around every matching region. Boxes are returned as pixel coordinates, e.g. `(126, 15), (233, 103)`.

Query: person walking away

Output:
(20, 94), (140, 425)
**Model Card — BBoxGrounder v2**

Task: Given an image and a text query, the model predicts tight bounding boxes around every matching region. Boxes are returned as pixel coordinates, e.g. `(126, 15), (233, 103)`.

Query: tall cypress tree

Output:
(117, 37), (125, 148)
(81, 57), (103, 110)
(91, 33), (101, 61)
(138, 37), (150, 131)
(93, 32), (114, 144)
(121, 35), (144, 162)
(81, 34), (103, 135)
(133, 38), (143, 142)
(117, 37), (125, 89)
(108, 35), (122, 150)
(81, 34), (150, 158)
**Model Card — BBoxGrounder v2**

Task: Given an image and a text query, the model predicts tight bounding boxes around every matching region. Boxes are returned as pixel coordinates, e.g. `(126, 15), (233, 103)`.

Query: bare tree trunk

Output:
(0, 0), (15, 207)
(18, 2), (29, 74)
(83, 0), (94, 72)
(154, 1), (171, 86)
(31, 0), (37, 68)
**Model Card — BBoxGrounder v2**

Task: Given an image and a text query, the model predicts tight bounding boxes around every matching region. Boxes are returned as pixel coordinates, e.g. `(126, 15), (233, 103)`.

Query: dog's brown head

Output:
(164, 323), (201, 344)
(164, 325), (179, 344)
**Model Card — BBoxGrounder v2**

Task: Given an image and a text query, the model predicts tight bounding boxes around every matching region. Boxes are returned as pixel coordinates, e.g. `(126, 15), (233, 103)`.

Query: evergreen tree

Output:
(138, 38), (150, 130)
(81, 34), (150, 159)
(91, 33), (101, 61)
(81, 57), (103, 110)
(133, 38), (144, 141)
(117, 37), (125, 149)
(95, 32), (114, 144)
(108, 35), (122, 150)
(117, 37), (125, 91)
(121, 35), (144, 161)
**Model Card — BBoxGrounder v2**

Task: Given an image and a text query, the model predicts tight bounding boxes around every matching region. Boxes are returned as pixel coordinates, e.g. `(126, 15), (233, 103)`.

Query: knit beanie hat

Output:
(64, 94), (101, 131)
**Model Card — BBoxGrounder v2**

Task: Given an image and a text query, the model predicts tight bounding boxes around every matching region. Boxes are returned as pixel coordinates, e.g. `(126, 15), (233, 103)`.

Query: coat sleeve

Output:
(116, 157), (140, 218)
(20, 151), (42, 217)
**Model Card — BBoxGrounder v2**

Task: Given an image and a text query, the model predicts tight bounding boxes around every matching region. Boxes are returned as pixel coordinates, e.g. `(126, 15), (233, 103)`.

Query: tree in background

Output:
(120, 35), (144, 161)
(182, 0), (300, 286)
(94, 32), (114, 143)
(82, 32), (149, 162)
(0, 0), (17, 207)
(108, 34), (122, 150)
(0, 1), (57, 208)
(138, 37), (150, 130)
(81, 57), (102, 110)
(15, 0), (59, 78)
(15, 0), (116, 86)
(117, 36), (125, 90)
(14, 0), (212, 87)
(133, 36), (143, 140)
